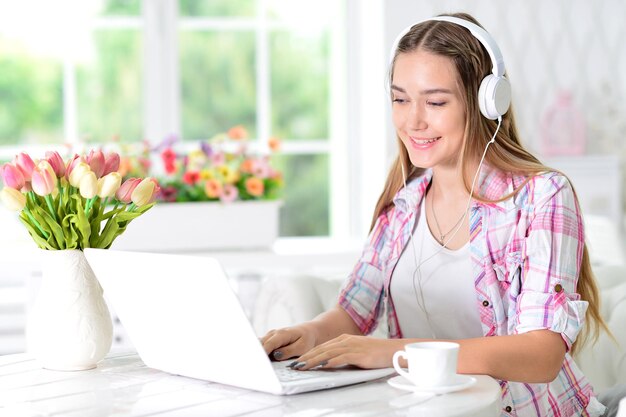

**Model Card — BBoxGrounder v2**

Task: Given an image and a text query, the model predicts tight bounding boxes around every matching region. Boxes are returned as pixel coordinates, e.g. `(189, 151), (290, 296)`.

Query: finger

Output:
(294, 346), (350, 371)
(261, 331), (295, 355)
(274, 335), (314, 361)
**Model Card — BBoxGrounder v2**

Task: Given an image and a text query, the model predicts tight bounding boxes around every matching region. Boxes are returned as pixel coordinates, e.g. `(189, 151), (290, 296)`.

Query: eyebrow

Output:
(390, 85), (454, 95)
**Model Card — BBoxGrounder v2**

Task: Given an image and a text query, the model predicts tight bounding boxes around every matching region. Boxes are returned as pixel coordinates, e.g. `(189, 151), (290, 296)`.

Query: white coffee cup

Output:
(392, 341), (459, 388)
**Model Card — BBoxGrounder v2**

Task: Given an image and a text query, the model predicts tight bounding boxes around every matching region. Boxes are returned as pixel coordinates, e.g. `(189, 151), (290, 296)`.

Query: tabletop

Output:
(0, 351), (502, 417)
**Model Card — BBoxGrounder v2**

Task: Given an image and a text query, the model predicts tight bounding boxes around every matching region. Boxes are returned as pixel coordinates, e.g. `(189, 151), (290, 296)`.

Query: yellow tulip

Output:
(0, 187), (26, 211)
(69, 162), (91, 188)
(97, 172), (122, 198)
(79, 171), (98, 199)
(131, 177), (157, 207)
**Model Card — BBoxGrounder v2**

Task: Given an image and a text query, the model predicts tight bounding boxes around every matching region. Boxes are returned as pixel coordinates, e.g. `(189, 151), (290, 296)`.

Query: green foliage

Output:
(270, 30), (329, 140)
(273, 154), (329, 236)
(179, 0), (255, 17)
(76, 30), (142, 143)
(0, 39), (63, 145)
(180, 31), (257, 140)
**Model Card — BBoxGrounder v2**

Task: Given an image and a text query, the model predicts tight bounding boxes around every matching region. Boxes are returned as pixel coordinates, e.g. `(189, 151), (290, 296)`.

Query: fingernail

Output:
(272, 351), (283, 360)
(288, 360), (298, 368)
(294, 362), (306, 369)
(318, 360), (328, 367)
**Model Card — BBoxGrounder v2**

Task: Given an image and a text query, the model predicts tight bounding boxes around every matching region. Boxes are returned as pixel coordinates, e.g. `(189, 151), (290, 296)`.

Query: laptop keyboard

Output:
(275, 366), (329, 381)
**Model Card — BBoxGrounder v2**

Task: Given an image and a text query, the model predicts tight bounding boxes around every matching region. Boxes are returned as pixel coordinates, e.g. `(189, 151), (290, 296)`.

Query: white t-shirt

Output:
(389, 204), (483, 339)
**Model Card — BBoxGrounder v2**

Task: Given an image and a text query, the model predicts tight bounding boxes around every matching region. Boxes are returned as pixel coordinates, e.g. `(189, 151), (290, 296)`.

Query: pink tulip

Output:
(1, 163), (25, 190)
(13, 152), (36, 181)
(45, 151), (66, 178)
(115, 178), (142, 203)
(65, 154), (84, 181)
(102, 152), (121, 176)
(86, 149), (105, 178)
(31, 166), (56, 196)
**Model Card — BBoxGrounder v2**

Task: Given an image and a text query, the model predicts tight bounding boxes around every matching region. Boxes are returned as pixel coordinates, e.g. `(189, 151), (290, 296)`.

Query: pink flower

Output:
(65, 154), (84, 181)
(31, 166), (56, 196)
(102, 152), (121, 176)
(211, 152), (225, 166)
(86, 149), (106, 178)
(1, 163), (25, 190)
(220, 184), (239, 203)
(115, 178), (142, 203)
(227, 125), (248, 140)
(45, 151), (66, 178)
(13, 152), (36, 181)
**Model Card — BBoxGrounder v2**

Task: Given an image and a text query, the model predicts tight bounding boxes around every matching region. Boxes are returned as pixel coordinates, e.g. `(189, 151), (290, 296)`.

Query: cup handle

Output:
(392, 350), (410, 380)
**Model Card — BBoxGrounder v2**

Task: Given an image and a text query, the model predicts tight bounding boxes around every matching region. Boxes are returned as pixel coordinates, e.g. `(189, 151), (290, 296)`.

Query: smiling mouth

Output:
(410, 136), (441, 145)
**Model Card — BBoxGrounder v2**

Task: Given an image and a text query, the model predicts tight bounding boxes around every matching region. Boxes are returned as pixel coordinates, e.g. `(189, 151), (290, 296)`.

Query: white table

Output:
(0, 351), (502, 417)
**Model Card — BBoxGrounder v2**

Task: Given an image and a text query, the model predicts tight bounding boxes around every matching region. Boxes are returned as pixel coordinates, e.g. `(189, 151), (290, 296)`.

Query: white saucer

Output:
(387, 374), (477, 394)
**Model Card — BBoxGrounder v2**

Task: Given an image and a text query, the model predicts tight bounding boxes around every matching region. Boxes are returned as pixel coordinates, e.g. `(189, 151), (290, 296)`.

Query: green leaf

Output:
(96, 217), (120, 249)
(62, 214), (79, 249)
(29, 207), (58, 249)
(19, 214), (54, 250)
(73, 196), (91, 249)
(34, 205), (65, 249)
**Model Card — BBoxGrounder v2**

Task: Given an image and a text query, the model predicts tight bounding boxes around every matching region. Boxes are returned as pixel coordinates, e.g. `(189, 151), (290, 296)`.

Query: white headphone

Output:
(390, 15), (511, 120)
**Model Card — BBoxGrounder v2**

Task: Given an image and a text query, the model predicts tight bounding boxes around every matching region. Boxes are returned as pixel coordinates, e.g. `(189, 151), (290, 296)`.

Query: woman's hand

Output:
(261, 324), (318, 361)
(288, 334), (401, 370)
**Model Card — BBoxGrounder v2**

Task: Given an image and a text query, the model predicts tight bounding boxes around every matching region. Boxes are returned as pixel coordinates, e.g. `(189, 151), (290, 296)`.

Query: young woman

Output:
(261, 12), (608, 416)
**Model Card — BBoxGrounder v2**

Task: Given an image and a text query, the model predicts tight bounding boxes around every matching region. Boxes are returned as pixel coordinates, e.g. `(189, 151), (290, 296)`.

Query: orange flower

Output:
(245, 176), (264, 197)
(227, 125), (248, 140)
(204, 179), (223, 198)
(240, 158), (255, 174)
(268, 136), (281, 152)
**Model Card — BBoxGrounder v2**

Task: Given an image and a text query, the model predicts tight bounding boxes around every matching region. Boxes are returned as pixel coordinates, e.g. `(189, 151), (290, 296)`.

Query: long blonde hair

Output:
(374, 12), (608, 355)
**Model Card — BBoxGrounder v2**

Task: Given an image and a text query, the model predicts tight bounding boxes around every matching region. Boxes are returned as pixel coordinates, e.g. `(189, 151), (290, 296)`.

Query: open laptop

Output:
(84, 248), (395, 395)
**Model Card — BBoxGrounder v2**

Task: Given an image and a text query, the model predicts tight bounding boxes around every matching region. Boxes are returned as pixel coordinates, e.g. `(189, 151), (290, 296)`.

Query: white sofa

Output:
(252, 254), (626, 394)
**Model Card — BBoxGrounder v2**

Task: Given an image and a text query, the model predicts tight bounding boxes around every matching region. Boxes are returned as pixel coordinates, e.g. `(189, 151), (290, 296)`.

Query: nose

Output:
(405, 103), (427, 131)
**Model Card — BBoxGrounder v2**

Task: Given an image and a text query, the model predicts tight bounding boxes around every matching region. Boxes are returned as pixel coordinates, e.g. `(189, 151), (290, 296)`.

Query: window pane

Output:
(273, 154), (329, 236)
(76, 30), (143, 143)
(0, 38), (63, 145)
(266, 0), (334, 22)
(180, 31), (256, 140)
(179, 0), (255, 17)
(98, 0), (141, 16)
(270, 30), (329, 140)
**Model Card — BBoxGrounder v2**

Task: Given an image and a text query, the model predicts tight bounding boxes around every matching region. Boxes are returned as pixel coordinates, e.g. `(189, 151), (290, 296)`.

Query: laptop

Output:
(84, 248), (395, 395)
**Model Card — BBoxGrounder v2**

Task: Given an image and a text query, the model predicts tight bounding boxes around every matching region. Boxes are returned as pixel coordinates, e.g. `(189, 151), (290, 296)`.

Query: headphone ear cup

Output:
(478, 75), (511, 120)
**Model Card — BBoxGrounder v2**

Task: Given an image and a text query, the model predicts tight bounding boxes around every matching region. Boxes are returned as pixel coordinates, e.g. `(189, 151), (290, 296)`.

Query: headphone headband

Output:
(428, 16), (505, 77)
(389, 15), (511, 120)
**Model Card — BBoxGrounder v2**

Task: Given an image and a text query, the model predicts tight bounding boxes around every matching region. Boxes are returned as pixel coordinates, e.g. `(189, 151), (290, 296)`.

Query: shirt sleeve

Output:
(338, 210), (392, 335)
(514, 173), (589, 350)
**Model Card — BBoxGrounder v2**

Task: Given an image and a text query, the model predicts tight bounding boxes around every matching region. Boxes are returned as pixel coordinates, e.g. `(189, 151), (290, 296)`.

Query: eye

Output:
(392, 97), (407, 104)
(427, 101), (446, 107)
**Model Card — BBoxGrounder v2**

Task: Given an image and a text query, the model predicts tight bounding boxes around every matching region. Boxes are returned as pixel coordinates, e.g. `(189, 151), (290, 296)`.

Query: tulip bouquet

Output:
(0, 150), (160, 250)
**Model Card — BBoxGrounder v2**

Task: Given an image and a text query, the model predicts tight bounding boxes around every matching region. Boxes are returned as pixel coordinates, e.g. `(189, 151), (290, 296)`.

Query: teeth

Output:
(411, 137), (440, 145)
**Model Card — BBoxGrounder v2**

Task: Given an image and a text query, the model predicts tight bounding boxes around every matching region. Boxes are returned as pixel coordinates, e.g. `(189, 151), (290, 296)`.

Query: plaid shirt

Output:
(338, 166), (604, 417)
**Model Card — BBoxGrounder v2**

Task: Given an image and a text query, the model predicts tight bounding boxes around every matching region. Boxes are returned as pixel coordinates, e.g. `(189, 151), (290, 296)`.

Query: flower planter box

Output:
(112, 200), (281, 252)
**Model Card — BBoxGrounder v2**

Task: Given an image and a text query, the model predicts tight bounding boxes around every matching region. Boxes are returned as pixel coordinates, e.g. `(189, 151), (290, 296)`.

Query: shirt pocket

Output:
(492, 251), (522, 295)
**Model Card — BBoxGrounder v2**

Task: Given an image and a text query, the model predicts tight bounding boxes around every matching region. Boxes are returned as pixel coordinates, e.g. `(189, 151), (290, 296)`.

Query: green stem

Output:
(44, 195), (57, 222)
(24, 208), (49, 239)
(85, 197), (96, 216)
(128, 202), (137, 212)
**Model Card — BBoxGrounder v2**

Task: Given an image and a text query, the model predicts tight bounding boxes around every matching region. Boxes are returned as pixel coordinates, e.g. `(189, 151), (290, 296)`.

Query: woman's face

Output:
(391, 49), (466, 170)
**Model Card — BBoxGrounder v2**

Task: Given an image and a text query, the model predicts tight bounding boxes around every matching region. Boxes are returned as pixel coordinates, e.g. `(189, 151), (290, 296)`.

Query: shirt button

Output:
(482, 300), (490, 307)
(554, 284), (563, 293)
(505, 406), (512, 412)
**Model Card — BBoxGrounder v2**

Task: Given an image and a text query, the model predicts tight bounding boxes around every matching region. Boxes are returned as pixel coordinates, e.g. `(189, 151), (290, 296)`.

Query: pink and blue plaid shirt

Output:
(338, 166), (604, 417)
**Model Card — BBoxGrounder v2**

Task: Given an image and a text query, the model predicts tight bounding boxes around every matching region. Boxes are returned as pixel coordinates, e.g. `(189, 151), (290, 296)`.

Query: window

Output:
(0, 0), (350, 238)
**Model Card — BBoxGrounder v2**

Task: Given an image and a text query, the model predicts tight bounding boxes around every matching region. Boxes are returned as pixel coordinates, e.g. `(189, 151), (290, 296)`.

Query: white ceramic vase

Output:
(26, 249), (113, 370)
